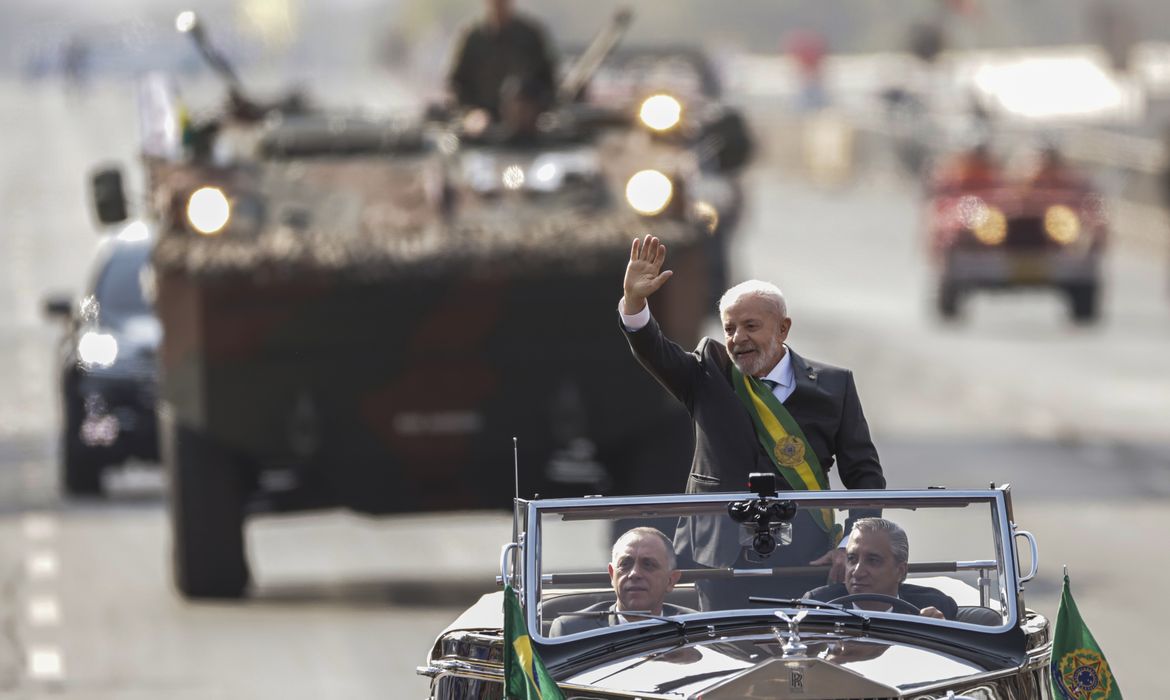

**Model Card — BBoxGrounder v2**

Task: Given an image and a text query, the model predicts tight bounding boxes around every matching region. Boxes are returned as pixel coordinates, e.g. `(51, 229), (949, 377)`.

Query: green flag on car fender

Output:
(1051, 573), (1122, 699)
(504, 584), (565, 700)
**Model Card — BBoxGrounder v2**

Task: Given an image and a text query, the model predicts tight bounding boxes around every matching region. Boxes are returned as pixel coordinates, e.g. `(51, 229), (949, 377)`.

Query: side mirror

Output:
(697, 107), (753, 174)
(91, 165), (128, 225)
(43, 295), (73, 321)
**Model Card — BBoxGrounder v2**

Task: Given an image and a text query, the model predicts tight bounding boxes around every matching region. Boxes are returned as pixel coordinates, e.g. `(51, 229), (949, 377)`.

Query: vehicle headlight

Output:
(625, 170), (674, 215)
(78, 331), (118, 367)
(639, 94), (683, 132)
(501, 164), (525, 191)
(186, 186), (231, 235)
(533, 161), (560, 185)
(1044, 204), (1080, 244)
(971, 206), (1007, 245)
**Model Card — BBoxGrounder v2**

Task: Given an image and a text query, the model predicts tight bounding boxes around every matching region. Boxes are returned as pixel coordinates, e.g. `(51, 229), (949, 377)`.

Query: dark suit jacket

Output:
(623, 314), (885, 568)
(548, 600), (695, 637)
(804, 582), (959, 620)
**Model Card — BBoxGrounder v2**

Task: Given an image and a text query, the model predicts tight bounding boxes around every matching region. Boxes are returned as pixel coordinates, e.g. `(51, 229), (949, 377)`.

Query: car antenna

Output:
(512, 437), (520, 545)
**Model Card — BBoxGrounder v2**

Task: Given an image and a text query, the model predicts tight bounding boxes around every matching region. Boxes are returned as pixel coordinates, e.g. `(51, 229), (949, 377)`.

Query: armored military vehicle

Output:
(91, 11), (750, 598)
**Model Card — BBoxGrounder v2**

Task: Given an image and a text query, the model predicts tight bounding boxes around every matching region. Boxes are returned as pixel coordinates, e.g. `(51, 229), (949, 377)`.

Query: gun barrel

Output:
(557, 8), (633, 103)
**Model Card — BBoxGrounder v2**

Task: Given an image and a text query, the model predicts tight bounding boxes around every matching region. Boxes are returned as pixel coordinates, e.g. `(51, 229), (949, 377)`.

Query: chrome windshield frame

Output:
(524, 489), (1020, 642)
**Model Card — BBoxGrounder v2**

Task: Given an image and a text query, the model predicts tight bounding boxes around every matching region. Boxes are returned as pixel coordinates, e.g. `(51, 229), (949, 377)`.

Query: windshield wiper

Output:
(748, 596), (871, 629)
(556, 609), (687, 632)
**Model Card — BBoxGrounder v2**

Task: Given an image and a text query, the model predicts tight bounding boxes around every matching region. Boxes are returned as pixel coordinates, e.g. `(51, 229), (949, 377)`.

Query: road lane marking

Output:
(21, 516), (66, 685)
(28, 596), (61, 627)
(22, 513), (56, 540)
(27, 647), (65, 682)
(27, 551), (59, 580)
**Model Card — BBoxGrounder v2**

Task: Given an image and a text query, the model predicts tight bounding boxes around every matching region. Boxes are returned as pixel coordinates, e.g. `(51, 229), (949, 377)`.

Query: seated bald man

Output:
(549, 527), (695, 636)
(804, 517), (958, 620)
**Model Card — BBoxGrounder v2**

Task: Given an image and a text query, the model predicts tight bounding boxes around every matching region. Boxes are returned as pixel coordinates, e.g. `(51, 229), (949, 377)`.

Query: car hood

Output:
(562, 634), (985, 698)
(106, 313), (161, 349)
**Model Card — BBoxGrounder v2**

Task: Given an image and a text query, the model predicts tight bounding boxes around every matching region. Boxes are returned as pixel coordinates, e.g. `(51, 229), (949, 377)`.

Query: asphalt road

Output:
(1, 78), (1167, 698)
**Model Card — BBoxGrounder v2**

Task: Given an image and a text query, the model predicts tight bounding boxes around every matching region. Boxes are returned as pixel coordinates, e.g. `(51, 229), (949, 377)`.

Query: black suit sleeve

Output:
(834, 371), (883, 490)
(833, 371), (885, 533)
(529, 23), (557, 103)
(900, 583), (959, 620)
(447, 28), (476, 106)
(620, 313), (703, 411)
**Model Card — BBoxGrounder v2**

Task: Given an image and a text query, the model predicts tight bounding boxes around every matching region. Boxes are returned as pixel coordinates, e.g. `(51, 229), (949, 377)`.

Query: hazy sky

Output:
(4, 0), (1165, 76)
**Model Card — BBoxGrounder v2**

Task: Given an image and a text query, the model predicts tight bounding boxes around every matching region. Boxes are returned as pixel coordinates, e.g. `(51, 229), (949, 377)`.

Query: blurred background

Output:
(1, 0), (1168, 697)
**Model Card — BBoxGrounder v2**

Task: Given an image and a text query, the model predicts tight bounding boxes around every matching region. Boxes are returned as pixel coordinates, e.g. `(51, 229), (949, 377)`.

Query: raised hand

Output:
(809, 547), (847, 584)
(622, 235), (673, 315)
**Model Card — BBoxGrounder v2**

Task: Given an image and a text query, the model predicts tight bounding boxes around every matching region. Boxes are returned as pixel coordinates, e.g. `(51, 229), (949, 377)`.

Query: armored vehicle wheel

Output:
(62, 435), (103, 496)
(936, 281), (961, 320)
(163, 414), (250, 599)
(61, 400), (103, 496)
(1067, 283), (1099, 324)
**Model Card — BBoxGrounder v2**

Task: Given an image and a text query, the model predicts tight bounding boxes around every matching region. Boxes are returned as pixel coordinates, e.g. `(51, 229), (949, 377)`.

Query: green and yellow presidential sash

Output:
(731, 365), (842, 543)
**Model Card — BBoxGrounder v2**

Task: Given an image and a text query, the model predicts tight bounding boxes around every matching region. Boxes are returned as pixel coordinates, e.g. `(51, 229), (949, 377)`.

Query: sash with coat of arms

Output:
(730, 365), (841, 542)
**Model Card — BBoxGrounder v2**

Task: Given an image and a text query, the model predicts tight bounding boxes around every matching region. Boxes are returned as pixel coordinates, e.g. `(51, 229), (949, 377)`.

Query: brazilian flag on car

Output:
(504, 584), (565, 700)
(1051, 573), (1122, 699)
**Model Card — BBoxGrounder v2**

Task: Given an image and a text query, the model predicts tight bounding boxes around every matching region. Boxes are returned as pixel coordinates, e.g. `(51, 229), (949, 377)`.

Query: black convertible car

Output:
(420, 486), (1053, 699)
(44, 221), (160, 495)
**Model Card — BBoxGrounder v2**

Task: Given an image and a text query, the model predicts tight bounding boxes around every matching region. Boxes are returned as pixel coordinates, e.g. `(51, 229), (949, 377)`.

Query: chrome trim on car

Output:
(1014, 527), (1040, 585)
(417, 659), (502, 681)
(498, 542), (519, 588)
(426, 669), (505, 699)
(912, 664), (1053, 700)
(453, 488), (1053, 699)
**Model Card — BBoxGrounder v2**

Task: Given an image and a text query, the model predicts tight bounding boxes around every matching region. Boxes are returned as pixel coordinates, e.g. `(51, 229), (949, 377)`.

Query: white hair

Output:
(718, 280), (788, 319)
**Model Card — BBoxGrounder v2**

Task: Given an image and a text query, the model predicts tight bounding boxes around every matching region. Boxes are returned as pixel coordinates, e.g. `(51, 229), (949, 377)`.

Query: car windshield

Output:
(530, 491), (1014, 639)
(95, 244), (152, 315)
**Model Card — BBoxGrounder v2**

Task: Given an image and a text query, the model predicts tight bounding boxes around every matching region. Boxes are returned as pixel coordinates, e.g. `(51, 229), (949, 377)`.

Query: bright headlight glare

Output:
(1044, 204), (1080, 244)
(176, 11), (197, 33)
(971, 206), (1007, 245)
(534, 162), (558, 184)
(625, 170), (674, 215)
(639, 94), (683, 132)
(502, 164), (525, 190)
(186, 186), (231, 235)
(78, 331), (118, 367)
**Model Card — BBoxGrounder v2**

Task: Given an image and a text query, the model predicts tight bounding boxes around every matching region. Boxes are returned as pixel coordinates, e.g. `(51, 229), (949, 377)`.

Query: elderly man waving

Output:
(619, 235), (885, 609)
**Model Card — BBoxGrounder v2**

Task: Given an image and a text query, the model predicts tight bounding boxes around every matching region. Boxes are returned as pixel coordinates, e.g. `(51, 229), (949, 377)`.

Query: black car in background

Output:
(44, 222), (160, 495)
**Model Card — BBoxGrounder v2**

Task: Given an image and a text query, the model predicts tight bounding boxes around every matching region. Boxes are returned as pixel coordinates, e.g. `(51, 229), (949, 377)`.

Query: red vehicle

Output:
(925, 146), (1107, 323)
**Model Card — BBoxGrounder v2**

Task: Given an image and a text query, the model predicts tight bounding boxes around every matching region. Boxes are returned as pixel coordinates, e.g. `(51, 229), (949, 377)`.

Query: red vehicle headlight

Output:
(1043, 204), (1080, 245)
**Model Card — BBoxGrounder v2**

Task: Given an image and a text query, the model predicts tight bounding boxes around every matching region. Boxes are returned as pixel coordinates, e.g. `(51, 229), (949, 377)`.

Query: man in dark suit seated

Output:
(804, 517), (958, 620)
(549, 527), (695, 636)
